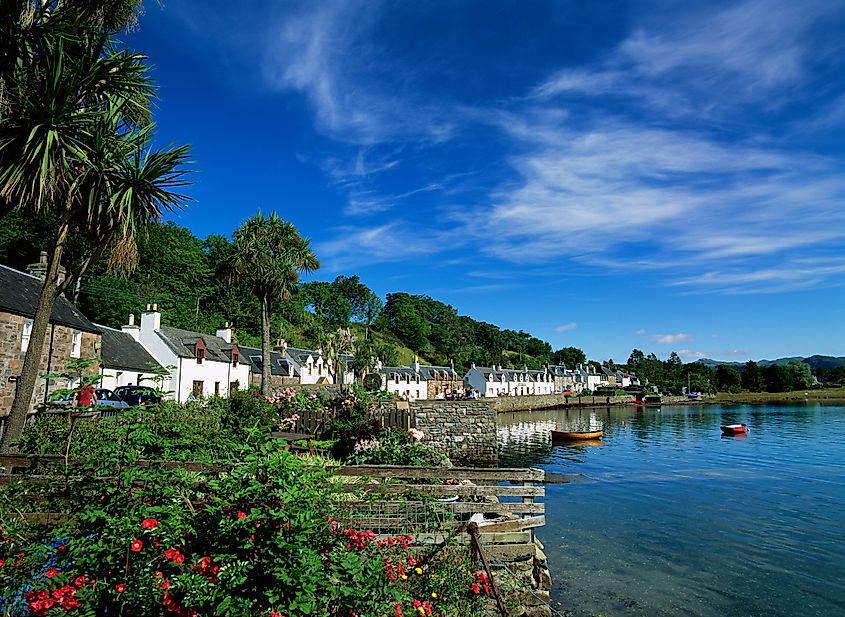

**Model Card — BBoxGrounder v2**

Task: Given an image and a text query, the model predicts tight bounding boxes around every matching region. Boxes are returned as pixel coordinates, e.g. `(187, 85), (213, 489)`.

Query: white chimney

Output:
(216, 322), (232, 344)
(412, 355), (420, 373)
(122, 313), (140, 341)
(140, 303), (161, 333)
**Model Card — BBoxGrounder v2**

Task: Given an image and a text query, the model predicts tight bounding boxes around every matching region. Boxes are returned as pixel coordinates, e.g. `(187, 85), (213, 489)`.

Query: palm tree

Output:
(229, 213), (319, 396)
(0, 3), (191, 454)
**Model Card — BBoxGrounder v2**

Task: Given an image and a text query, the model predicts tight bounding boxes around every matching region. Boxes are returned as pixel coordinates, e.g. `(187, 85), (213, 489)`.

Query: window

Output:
(192, 381), (203, 398)
(196, 347), (205, 365)
(214, 381), (220, 396)
(137, 373), (143, 385)
(71, 331), (82, 358)
(307, 362), (312, 376)
(232, 351), (239, 367)
(21, 319), (33, 352)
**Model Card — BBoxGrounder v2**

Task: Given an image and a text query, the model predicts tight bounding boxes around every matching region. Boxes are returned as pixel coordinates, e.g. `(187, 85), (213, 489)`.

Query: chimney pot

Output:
(128, 313), (135, 326)
(152, 303), (157, 311)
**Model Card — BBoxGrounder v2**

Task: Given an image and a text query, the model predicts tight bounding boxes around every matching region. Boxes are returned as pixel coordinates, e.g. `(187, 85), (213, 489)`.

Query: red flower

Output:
(237, 511), (246, 520)
(0, 559), (5, 567)
(131, 538), (143, 552)
(471, 582), (480, 595)
(164, 547), (185, 564)
(395, 604), (402, 617)
(74, 575), (87, 587)
(115, 583), (127, 593)
(142, 518), (159, 530)
(45, 568), (59, 579)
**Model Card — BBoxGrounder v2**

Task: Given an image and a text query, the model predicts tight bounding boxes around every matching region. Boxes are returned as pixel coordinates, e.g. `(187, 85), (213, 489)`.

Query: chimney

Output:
(412, 355), (420, 373)
(216, 321), (232, 344)
(122, 313), (140, 341)
(140, 303), (161, 333)
(274, 339), (288, 352)
(27, 250), (66, 286)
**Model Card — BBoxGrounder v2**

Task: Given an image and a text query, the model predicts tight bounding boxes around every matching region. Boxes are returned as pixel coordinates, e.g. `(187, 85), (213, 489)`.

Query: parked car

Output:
(94, 388), (130, 409)
(113, 385), (162, 407)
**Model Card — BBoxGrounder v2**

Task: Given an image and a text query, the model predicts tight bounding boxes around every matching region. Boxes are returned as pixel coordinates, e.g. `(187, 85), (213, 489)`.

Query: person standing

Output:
(72, 383), (97, 408)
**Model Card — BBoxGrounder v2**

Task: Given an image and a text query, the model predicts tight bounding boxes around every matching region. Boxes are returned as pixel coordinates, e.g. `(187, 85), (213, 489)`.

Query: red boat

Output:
(720, 424), (748, 436)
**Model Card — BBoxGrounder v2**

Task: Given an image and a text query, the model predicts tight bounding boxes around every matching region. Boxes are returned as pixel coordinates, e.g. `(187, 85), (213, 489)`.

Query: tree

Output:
(627, 349), (645, 369)
(742, 360), (765, 392)
(784, 360), (813, 390)
(714, 365), (742, 393)
(0, 3), (191, 453)
(553, 346), (586, 368)
(229, 213), (319, 395)
(764, 364), (790, 393)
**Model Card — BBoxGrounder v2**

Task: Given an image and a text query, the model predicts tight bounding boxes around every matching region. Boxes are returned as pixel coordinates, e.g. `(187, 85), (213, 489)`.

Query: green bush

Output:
(0, 442), (485, 616)
(351, 428), (447, 467)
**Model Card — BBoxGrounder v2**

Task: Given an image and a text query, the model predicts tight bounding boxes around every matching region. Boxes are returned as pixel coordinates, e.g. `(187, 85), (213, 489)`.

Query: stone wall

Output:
(0, 311), (100, 415)
(378, 400), (498, 466)
(487, 392), (635, 413)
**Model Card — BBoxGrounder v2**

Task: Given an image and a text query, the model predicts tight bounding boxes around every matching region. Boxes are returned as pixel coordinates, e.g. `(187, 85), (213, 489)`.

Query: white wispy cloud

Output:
(260, 1), (457, 144)
(651, 333), (693, 345)
(533, 0), (844, 116)
(555, 322), (577, 333)
(315, 222), (460, 272)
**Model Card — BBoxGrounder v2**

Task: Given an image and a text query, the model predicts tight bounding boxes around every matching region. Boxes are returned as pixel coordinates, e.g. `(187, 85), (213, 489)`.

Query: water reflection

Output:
(498, 403), (845, 617)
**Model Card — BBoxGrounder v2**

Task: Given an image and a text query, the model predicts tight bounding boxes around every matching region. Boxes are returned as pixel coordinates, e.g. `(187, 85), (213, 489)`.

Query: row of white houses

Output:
(101, 306), (641, 403)
(100, 306), (352, 402)
(380, 361), (641, 400)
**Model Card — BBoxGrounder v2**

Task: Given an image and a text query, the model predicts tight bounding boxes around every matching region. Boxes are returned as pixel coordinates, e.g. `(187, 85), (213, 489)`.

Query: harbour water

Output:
(498, 403), (845, 617)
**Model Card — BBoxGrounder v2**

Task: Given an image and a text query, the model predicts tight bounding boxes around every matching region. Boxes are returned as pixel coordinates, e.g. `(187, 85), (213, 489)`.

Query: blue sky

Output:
(127, 0), (845, 363)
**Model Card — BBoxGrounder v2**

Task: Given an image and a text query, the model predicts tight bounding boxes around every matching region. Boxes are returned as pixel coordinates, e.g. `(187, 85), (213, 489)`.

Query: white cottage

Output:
(464, 365), (554, 397)
(134, 305), (251, 401)
(98, 322), (163, 390)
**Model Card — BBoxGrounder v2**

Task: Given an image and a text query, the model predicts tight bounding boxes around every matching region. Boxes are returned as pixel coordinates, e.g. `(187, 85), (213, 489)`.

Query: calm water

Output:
(497, 403), (845, 617)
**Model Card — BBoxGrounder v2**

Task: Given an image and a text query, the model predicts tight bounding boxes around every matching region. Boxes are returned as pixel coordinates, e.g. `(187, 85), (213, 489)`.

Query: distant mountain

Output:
(696, 356), (845, 371)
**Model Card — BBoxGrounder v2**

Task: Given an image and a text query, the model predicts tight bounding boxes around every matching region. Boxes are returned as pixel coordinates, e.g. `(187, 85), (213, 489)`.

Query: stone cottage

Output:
(0, 261), (101, 415)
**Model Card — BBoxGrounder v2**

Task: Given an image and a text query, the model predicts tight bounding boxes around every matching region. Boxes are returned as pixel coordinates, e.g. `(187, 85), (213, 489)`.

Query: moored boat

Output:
(552, 429), (603, 441)
(720, 424), (748, 436)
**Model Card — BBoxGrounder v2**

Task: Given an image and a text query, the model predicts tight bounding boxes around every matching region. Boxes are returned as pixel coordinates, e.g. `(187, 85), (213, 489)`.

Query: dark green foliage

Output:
(326, 386), (386, 460)
(742, 360), (766, 392)
(554, 346), (587, 368)
(715, 365), (743, 393)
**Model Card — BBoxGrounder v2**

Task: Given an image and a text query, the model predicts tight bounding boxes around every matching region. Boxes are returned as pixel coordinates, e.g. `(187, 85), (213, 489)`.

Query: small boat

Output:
(552, 429), (603, 441)
(687, 392), (703, 400)
(720, 424), (748, 436)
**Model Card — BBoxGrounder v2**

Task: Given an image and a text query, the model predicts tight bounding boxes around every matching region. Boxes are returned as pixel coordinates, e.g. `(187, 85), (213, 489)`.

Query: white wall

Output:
(100, 368), (161, 391)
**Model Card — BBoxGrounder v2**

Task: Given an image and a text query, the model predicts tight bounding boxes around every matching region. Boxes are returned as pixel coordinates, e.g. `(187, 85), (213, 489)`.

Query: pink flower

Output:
(130, 538), (143, 552)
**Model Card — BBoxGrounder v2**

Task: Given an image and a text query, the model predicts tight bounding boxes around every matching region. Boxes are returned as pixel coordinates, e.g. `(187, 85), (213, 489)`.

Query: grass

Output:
(709, 388), (845, 404)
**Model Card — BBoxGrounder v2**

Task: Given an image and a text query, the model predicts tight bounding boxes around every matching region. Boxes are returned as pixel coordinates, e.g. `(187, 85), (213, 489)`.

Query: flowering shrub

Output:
(326, 386), (384, 459)
(0, 439), (483, 616)
(223, 387), (322, 441)
(351, 429), (447, 467)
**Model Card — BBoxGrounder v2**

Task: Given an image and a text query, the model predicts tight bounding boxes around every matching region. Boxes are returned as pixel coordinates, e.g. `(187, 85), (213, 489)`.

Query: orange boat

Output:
(720, 424), (748, 436)
(552, 430), (603, 441)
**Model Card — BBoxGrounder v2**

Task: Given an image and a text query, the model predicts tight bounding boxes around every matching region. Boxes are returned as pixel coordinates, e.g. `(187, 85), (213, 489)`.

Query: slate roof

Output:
(285, 346), (320, 365)
(239, 345), (296, 377)
(0, 264), (100, 333)
(98, 325), (163, 373)
(470, 366), (550, 382)
(157, 326), (234, 362)
(419, 365), (460, 381)
(380, 366), (422, 380)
